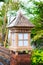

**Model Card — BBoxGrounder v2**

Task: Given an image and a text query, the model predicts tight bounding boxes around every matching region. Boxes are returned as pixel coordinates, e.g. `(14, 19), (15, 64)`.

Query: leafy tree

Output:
(0, 0), (20, 47)
(29, 0), (43, 46)
(0, 0), (4, 2)
(20, 0), (43, 46)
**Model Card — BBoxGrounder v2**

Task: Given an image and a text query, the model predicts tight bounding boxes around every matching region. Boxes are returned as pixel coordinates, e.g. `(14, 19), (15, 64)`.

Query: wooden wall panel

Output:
(10, 52), (31, 65)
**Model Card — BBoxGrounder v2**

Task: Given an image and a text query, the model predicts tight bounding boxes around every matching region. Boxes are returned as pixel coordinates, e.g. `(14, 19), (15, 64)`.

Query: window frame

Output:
(18, 33), (28, 47)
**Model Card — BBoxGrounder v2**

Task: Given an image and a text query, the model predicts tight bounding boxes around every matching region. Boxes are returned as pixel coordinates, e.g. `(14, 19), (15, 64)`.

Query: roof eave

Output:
(7, 25), (35, 29)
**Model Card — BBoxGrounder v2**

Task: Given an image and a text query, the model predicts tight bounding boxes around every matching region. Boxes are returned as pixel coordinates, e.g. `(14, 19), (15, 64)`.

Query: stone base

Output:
(10, 52), (31, 65)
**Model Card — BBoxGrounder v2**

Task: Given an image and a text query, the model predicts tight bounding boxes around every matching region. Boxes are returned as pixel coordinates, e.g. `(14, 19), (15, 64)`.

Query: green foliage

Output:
(20, 0), (43, 44)
(31, 49), (43, 65)
(9, 1), (20, 11)
(6, 45), (9, 48)
(0, 0), (20, 31)
(0, 0), (20, 46)
(0, 17), (3, 26)
(0, 0), (4, 2)
(32, 30), (43, 41)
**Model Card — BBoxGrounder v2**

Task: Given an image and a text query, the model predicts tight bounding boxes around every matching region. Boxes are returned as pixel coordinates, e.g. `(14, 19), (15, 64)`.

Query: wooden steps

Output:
(0, 46), (10, 59)
(0, 56), (10, 65)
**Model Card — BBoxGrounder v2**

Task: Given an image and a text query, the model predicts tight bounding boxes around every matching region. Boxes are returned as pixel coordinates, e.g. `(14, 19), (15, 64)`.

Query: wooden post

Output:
(28, 33), (31, 46)
(10, 33), (12, 46)
(15, 33), (18, 51)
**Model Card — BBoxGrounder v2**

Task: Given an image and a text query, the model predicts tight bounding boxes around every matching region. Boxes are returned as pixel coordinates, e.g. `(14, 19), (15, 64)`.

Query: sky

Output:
(20, 0), (27, 3)
(0, 2), (3, 9)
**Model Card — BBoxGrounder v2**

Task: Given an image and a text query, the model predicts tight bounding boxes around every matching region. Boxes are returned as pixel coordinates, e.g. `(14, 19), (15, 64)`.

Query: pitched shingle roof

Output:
(7, 10), (34, 28)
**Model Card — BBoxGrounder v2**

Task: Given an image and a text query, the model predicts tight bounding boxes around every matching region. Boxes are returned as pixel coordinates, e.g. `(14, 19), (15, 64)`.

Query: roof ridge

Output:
(7, 10), (34, 28)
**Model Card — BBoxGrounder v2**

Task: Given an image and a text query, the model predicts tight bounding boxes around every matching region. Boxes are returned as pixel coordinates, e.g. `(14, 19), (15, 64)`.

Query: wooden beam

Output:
(28, 33), (31, 46)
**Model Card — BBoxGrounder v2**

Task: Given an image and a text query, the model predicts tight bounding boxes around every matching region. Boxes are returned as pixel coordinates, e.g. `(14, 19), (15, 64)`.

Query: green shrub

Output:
(6, 45), (9, 48)
(31, 49), (43, 65)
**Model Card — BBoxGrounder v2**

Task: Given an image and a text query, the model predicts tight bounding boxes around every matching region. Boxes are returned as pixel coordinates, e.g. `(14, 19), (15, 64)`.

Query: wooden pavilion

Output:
(7, 10), (34, 52)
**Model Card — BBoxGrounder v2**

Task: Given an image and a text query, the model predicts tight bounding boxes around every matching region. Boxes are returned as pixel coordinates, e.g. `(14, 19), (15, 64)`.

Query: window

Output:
(18, 33), (23, 46)
(18, 33), (28, 47)
(24, 41), (28, 46)
(12, 33), (16, 46)
(24, 34), (28, 39)
(12, 41), (16, 46)
(18, 34), (23, 39)
(18, 41), (23, 46)
(12, 33), (15, 40)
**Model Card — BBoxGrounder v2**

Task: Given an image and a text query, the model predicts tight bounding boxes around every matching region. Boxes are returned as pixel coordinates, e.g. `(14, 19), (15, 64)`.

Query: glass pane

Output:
(12, 40), (13, 46)
(18, 41), (23, 46)
(18, 33), (23, 39)
(24, 34), (28, 39)
(12, 33), (15, 40)
(12, 40), (16, 46)
(24, 41), (28, 46)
